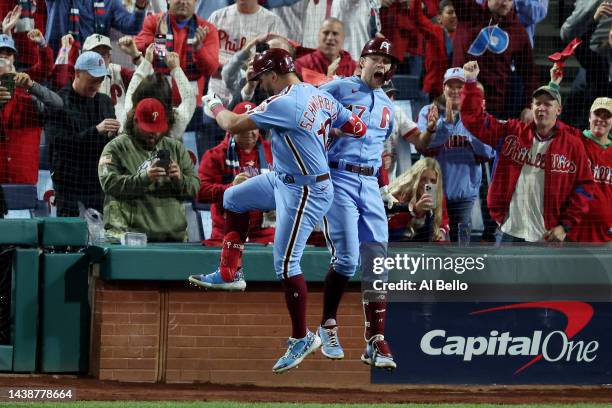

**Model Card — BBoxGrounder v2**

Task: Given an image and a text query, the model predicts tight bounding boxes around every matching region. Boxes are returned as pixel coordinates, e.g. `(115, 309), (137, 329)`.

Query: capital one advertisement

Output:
(373, 301), (612, 384)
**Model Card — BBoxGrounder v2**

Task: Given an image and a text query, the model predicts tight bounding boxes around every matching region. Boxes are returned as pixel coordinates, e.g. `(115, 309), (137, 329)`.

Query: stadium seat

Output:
(192, 202), (212, 241)
(2, 184), (38, 218)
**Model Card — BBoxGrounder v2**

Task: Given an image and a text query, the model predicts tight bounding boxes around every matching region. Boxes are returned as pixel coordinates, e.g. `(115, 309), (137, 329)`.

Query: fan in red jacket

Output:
(1, 3), (47, 69)
(380, 0), (439, 64)
(0, 30), (53, 85)
(452, 0), (538, 116)
(411, 0), (457, 100)
(0, 66), (63, 184)
(294, 18), (356, 81)
(134, 5), (219, 107)
(197, 102), (274, 246)
(568, 97), (612, 243)
(461, 61), (593, 243)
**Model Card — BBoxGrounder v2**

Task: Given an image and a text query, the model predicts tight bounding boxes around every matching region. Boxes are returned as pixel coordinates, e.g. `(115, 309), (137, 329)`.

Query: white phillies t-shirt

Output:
(302, 0), (328, 48)
(272, 0), (307, 45)
(102, 63), (129, 126)
(208, 4), (288, 101)
(384, 106), (419, 181)
(501, 137), (552, 242)
(331, 0), (380, 61)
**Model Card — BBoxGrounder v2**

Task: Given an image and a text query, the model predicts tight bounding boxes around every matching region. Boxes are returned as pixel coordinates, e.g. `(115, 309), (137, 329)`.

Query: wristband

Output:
(132, 53), (143, 64)
(211, 103), (227, 117)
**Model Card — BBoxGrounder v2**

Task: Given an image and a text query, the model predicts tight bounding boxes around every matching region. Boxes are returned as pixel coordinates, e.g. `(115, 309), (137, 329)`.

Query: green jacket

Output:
(98, 133), (200, 242)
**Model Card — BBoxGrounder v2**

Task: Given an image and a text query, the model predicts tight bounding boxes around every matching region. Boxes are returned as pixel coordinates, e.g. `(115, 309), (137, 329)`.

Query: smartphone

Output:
(424, 183), (437, 208)
(0, 73), (16, 96)
(156, 149), (171, 170)
(154, 34), (167, 60)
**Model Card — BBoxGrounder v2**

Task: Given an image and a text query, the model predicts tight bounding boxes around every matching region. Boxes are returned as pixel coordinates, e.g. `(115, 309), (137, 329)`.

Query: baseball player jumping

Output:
(318, 38), (439, 370)
(188, 49), (367, 373)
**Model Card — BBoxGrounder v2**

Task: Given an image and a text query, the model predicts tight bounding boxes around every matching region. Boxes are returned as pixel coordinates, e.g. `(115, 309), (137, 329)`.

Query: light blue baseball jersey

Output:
(248, 83), (352, 177)
(321, 76), (395, 168)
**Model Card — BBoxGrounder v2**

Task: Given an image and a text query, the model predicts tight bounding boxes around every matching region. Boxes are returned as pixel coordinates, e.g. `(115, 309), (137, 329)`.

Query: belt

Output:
(329, 161), (377, 176)
(280, 173), (330, 185)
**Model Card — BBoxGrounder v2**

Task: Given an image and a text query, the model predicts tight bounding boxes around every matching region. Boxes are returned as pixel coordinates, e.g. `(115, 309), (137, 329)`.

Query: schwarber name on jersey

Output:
(248, 83), (352, 176)
(321, 76), (394, 169)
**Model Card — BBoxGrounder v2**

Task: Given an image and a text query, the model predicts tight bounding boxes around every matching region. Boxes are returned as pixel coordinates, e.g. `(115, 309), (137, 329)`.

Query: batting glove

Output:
(379, 185), (399, 209)
(202, 93), (226, 118)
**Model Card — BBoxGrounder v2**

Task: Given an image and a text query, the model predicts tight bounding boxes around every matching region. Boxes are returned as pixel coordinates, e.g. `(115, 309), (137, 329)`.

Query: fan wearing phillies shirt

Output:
(568, 97), (612, 243)
(188, 49), (367, 374)
(461, 61), (593, 243)
(317, 38), (439, 370)
(197, 101), (274, 246)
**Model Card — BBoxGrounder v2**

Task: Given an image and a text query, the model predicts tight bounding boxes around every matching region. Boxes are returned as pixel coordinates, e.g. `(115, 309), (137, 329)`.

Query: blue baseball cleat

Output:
(272, 330), (321, 373)
(361, 334), (397, 370)
(317, 326), (345, 360)
(188, 268), (246, 291)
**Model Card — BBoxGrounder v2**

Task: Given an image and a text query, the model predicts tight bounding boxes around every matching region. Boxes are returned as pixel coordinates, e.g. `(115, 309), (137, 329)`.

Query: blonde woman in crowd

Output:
(386, 158), (449, 242)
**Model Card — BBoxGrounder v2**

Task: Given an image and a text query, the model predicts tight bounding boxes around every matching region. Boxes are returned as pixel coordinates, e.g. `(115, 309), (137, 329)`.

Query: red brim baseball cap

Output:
(135, 98), (169, 133)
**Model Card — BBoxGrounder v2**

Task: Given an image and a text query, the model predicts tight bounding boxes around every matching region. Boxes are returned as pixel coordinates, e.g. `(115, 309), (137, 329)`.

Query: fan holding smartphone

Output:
(387, 158), (449, 242)
(98, 98), (200, 242)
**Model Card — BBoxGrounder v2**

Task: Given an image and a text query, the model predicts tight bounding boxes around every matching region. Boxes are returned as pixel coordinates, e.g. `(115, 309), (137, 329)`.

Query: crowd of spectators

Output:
(0, 0), (609, 244)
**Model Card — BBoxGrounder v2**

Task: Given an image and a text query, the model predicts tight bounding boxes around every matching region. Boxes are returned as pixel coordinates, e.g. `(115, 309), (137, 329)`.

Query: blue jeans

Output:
(446, 199), (475, 242)
(495, 230), (526, 246)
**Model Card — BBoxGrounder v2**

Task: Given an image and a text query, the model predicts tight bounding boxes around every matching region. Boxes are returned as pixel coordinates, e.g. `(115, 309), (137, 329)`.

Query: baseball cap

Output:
(0, 35), (17, 54)
(590, 97), (612, 114)
(232, 101), (257, 114)
(532, 84), (562, 106)
(443, 67), (465, 84)
(135, 98), (169, 134)
(83, 34), (112, 52)
(75, 51), (108, 77)
(382, 80), (398, 95)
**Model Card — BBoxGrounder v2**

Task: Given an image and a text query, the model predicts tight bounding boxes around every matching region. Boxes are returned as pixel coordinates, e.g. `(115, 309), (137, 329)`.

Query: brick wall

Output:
(90, 281), (162, 382)
(90, 280), (371, 386)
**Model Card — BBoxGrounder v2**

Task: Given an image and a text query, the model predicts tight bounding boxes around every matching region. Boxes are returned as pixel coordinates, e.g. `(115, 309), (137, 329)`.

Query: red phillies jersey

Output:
(568, 134), (612, 243)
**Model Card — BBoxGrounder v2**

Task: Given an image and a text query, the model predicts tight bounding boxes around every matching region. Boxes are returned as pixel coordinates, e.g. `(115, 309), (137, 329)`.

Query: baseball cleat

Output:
(317, 326), (345, 360)
(361, 334), (397, 370)
(188, 268), (246, 291)
(272, 330), (321, 374)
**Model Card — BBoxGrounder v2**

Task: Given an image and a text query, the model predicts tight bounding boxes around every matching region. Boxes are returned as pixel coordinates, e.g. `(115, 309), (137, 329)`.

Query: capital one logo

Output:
(419, 301), (599, 374)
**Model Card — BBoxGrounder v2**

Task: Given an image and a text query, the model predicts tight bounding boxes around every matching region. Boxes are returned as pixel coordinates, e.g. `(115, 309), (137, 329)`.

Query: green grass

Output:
(1, 403), (611, 408)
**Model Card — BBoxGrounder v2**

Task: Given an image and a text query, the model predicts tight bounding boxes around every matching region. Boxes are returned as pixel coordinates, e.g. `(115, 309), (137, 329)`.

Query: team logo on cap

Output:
(152, 111), (159, 121)
(380, 41), (391, 53)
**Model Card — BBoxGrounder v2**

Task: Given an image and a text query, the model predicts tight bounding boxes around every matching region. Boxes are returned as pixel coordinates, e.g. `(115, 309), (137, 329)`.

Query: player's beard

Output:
(262, 83), (275, 98)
